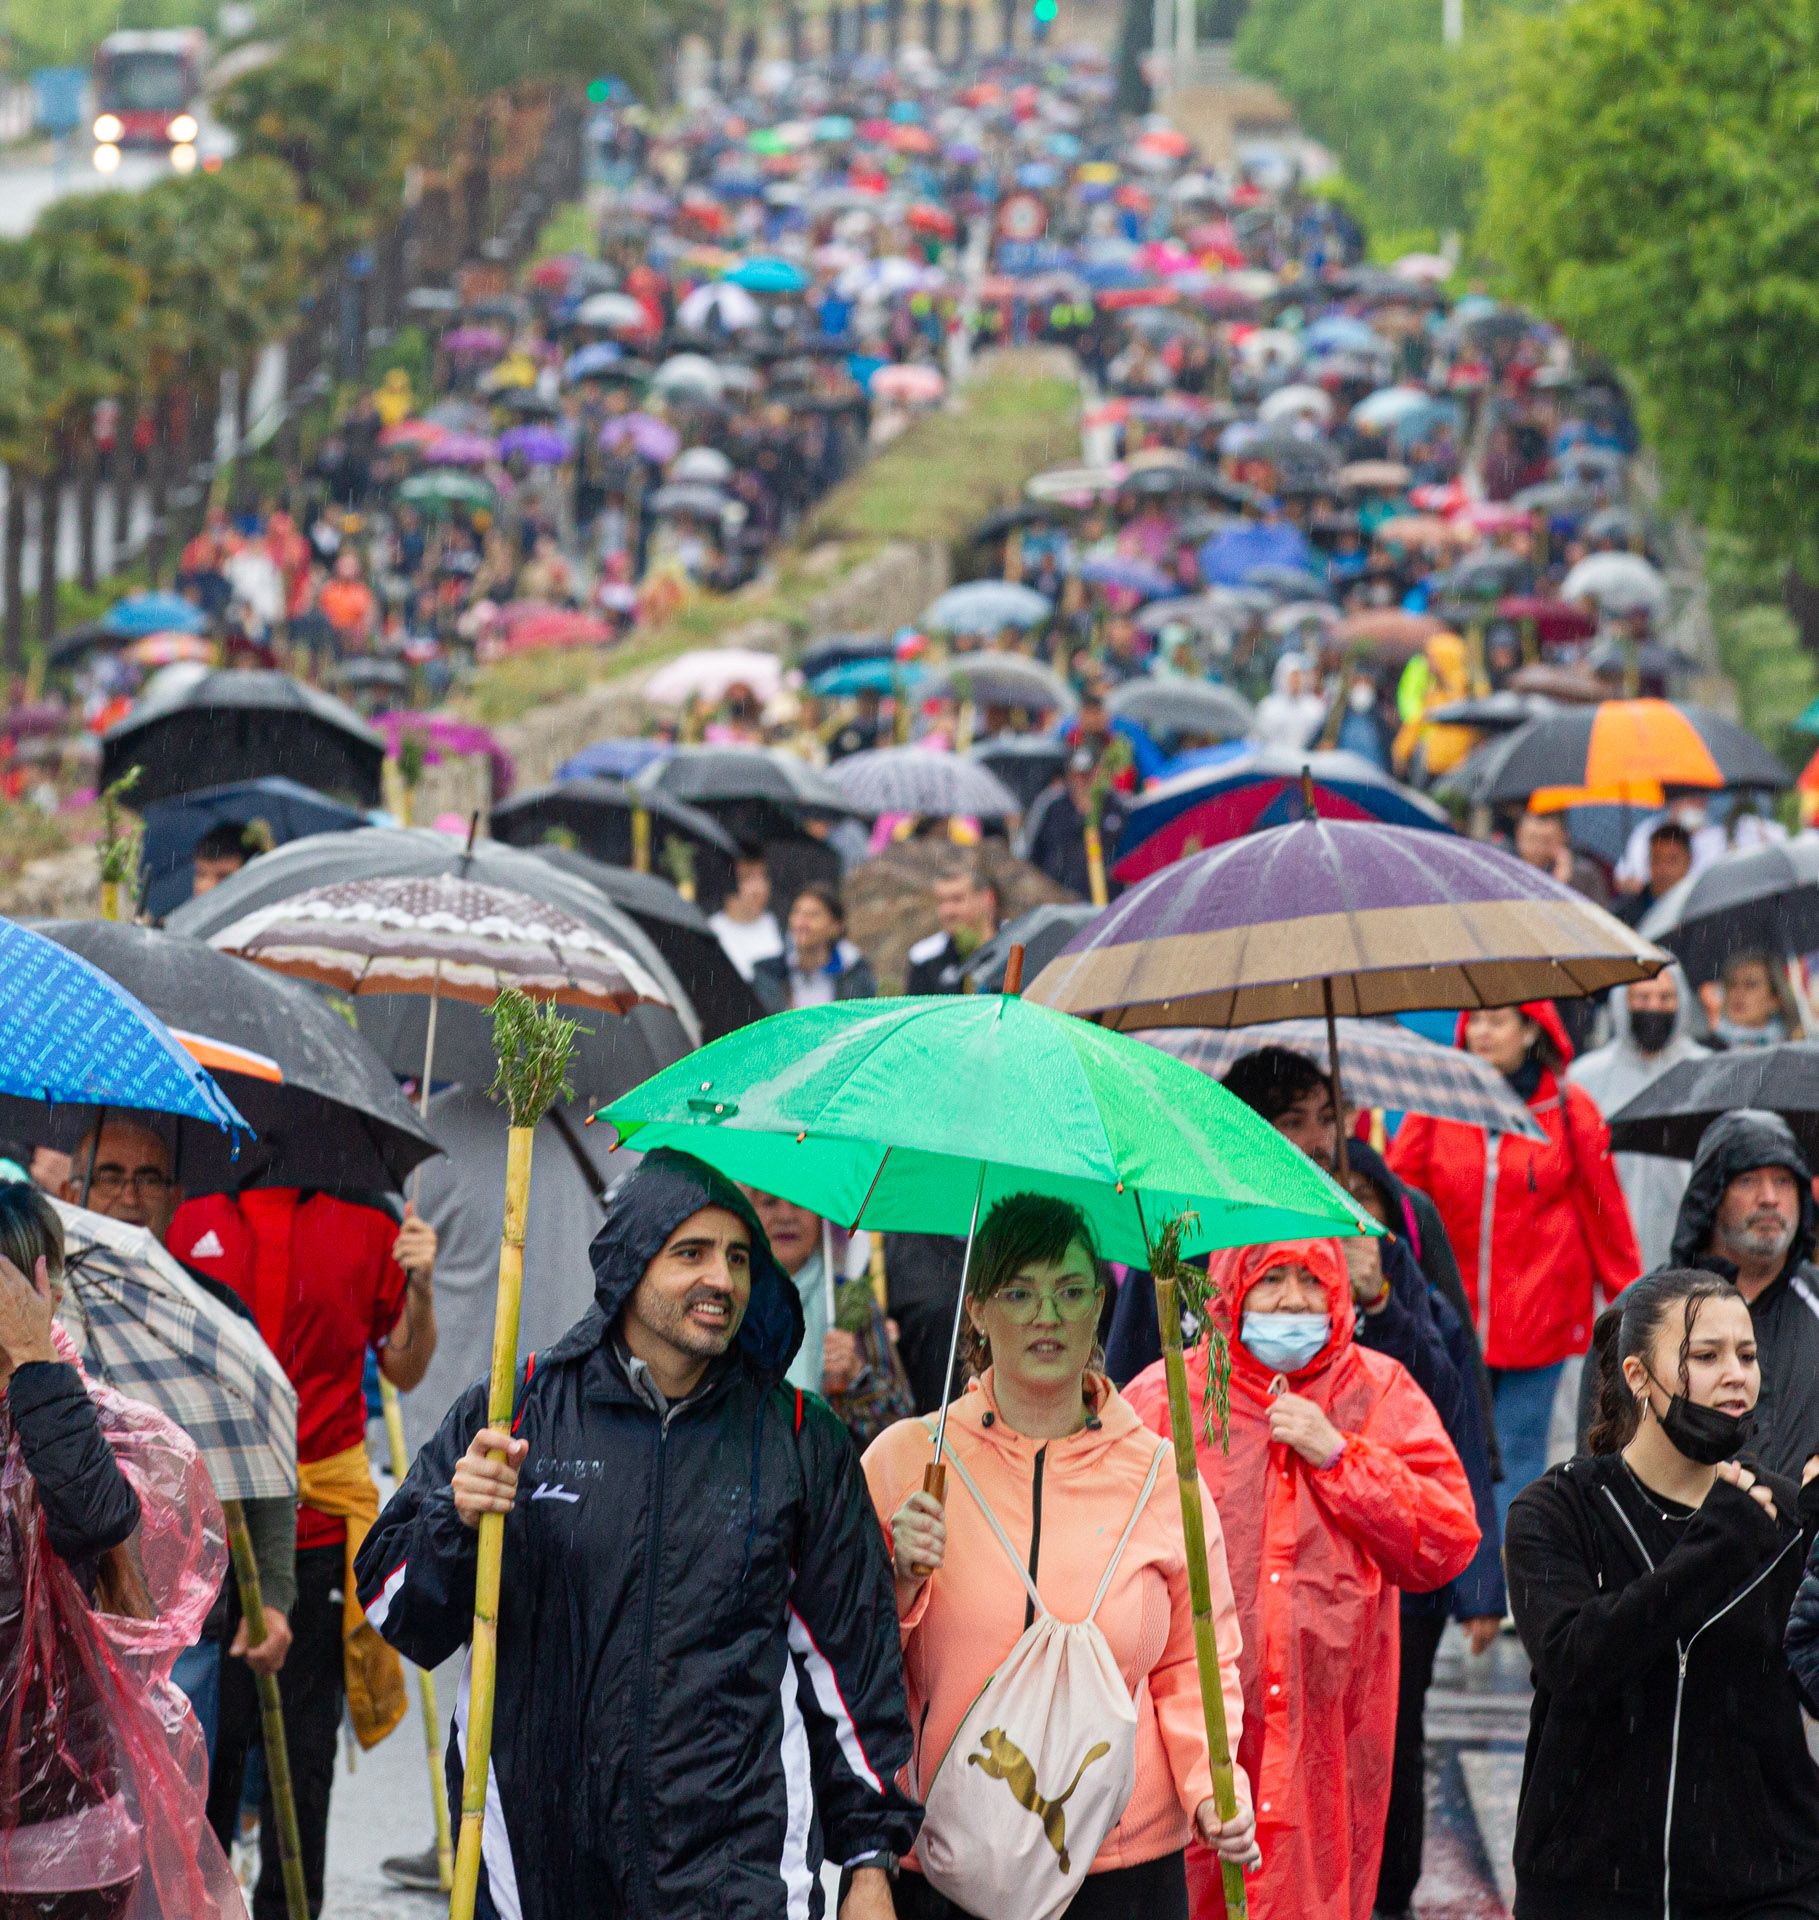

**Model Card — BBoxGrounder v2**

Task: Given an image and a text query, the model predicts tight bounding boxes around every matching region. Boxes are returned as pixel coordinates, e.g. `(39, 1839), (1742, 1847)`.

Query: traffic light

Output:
(1032, 0), (1057, 37)
(586, 77), (613, 104)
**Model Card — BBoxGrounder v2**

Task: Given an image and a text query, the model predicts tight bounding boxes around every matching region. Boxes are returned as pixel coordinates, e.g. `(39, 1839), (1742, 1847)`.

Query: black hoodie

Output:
(356, 1149), (920, 1920)
(1668, 1110), (1819, 1482)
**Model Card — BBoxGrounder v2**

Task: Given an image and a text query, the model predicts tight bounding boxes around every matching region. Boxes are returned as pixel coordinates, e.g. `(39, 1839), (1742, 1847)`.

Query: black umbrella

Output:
(963, 904), (1101, 993)
(1107, 677), (1254, 744)
(1425, 691), (1560, 733)
(101, 670), (385, 808)
(489, 778), (740, 901)
(971, 736), (1070, 810)
(1640, 839), (1819, 984)
(637, 746), (864, 820)
(1606, 1046), (1819, 1163)
(522, 846), (763, 1041)
(800, 632), (894, 678)
(969, 501), (1073, 543)
(165, 827), (698, 1108)
(0, 922), (439, 1194)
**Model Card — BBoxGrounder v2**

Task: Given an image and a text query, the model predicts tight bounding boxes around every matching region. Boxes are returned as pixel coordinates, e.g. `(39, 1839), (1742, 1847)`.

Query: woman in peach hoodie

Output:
(863, 1194), (1257, 1920)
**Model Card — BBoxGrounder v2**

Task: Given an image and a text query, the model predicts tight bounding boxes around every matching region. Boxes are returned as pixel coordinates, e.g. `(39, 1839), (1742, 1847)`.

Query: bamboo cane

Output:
(449, 1123), (532, 1920)
(451, 991), (580, 1920)
(223, 1499), (310, 1920)
(631, 805), (651, 875)
(1150, 1237), (1248, 1920)
(1083, 823), (1107, 907)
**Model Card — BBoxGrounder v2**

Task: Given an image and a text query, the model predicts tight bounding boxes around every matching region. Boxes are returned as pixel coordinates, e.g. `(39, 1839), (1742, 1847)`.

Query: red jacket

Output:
(1387, 1003), (1640, 1371)
(1128, 1237), (1479, 1920)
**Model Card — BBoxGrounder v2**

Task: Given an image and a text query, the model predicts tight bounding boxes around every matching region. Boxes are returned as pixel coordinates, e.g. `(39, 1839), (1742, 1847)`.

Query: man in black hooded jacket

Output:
(355, 1149), (920, 1920)
(1668, 1109), (1819, 1483)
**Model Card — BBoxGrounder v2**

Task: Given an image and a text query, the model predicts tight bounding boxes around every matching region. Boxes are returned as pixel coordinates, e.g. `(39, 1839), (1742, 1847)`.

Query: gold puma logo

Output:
(966, 1727), (1112, 1873)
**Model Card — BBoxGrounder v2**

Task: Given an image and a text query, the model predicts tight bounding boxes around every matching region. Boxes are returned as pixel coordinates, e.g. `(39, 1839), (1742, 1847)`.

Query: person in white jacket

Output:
(1567, 965), (1708, 1272)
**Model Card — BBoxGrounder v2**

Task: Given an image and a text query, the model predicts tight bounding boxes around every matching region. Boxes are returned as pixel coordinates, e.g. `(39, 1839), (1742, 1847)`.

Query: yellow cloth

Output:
(297, 1444), (407, 1749)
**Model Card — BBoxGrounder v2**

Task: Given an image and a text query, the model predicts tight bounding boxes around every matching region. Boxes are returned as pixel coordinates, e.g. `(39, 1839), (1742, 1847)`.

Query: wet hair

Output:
(193, 821), (252, 865)
(960, 1193), (1103, 1378)
(1648, 820), (1692, 852)
(0, 1184), (152, 1617)
(0, 1182), (62, 1286)
(1220, 1046), (1326, 1126)
(1586, 1267), (1745, 1454)
(790, 881), (846, 929)
(1721, 947), (1776, 987)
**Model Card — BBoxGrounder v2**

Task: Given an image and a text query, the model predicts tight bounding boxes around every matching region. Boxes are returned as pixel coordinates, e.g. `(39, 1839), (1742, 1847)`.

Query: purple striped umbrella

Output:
(1028, 818), (1665, 1031)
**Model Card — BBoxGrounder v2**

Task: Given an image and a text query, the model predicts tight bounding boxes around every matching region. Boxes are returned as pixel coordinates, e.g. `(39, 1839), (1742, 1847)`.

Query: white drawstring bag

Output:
(915, 1439), (1169, 1920)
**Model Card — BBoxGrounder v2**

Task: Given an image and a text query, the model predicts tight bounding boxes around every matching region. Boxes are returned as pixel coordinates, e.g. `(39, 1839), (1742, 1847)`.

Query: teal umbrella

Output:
(599, 986), (1372, 1268)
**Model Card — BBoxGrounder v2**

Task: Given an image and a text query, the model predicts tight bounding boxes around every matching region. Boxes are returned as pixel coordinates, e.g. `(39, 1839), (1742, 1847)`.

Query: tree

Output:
(1470, 0), (1819, 575)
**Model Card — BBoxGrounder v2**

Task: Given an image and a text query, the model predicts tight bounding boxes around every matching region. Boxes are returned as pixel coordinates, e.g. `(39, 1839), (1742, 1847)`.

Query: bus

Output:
(92, 28), (207, 153)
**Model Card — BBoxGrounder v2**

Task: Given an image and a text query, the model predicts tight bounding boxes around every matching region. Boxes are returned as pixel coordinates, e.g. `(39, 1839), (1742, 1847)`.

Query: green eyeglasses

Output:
(989, 1279), (1102, 1324)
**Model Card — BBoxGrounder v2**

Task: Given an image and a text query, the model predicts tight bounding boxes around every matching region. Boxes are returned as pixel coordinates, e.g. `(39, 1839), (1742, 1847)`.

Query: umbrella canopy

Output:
(601, 414), (682, 463)
(138, 776), (369, 920)
(165, 828), (700, 1108)
(599, 994), (1373, 1267)
(1114, 748), (1452, 882)
(921, 581), (1054, 635)
(1469, 700), (1788, 808)
(825, 748), (1022, 820)
(1638, 838), (1819, 983)
(1078, 556), (1179, 602)
(728, 255), (810, 293)
(1605, 1045), (1819, 1162)
(676, 282), (762, 331)
(0, 922), (439, 1194)
(642, 646), (784, 710)
(1423, 691), (1560, 734)
(1331, 609), (1452, 660)
(1106, 677), (1254, 746)
(101, 670), (385, 809)
(961, 904), (1101, 994)
(638, 745), (860, 820)
(671, 446), (736, 486)
(0, 918), (246, 1136)
(970, 736), (1071, 810)
(522, 846), (762, 1042)
(1144, 1018), (1545, 1140)
(919, 652), (1076, 715)
(54, 1201), (298, 1502)
(397, 470), (498, 514)
(574, 292), (651, 332)
(1028, 818), (1666, 1028)
(102, 591), (207, 638)
(489, 778), (740, 898)
(1560, 551), (1668, 618)
(809, 659), (926, 699)
(554, 738), (673, 783)
(210, 874), (671, 1013)
(1198, 522), (1323, 589)
(497, 425), (572, 466)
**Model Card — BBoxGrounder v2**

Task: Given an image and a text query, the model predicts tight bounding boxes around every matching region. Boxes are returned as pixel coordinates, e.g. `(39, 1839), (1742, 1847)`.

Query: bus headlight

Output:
(94, 143), (122, 173)
(168, 113), (198, 143)
(169, 142), (198, 173)
(93, 114), (123, 143)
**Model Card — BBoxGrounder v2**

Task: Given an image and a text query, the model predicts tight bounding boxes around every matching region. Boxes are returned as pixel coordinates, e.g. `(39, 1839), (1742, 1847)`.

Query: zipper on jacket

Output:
(1476, 1133), (1501, 1347)
(1024, 1447), (1047, 1631)
(628, 1418), (670, 1914)
(1600, 1482), (1803, 1920)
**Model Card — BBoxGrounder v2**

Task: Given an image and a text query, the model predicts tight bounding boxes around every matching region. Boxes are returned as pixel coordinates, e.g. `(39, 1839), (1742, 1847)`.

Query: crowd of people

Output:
(5, 22), (1819, 1920)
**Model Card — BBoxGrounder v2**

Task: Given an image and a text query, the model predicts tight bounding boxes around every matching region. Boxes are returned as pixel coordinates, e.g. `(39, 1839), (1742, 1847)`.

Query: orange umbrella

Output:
(1476, 700), (1789, 807)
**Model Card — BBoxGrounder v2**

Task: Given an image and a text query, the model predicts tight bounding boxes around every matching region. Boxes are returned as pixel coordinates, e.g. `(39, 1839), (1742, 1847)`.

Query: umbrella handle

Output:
(911, 1461), (946, 1579)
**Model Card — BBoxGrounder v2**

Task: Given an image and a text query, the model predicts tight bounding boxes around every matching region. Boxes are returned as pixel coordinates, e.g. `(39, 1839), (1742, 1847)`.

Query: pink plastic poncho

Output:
(0, 1326), (245, 1920)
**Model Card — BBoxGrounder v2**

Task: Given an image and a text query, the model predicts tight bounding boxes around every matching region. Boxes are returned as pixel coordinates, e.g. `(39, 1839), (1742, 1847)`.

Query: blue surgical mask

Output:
(1241, 1310), (1331, 1374)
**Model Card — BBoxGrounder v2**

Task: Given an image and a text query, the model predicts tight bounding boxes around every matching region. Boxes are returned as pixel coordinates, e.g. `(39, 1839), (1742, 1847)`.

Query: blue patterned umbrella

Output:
(0, 918), (246, 1133)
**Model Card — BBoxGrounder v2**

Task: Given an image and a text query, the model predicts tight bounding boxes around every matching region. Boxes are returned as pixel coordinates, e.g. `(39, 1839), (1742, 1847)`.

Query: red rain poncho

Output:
(1126, 1238), (1479, 1920)
(0, 1326), (244, 1919)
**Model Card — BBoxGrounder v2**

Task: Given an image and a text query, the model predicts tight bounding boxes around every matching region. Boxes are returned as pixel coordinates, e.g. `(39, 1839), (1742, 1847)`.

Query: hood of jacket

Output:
(1213, 1235), (1355, 1389)
(584, 1146), (801, 1384)
(1570, 966), (1707, 1114)
(1452, 998), (1574, 1075)
(1668, 1109), (1817, 1274)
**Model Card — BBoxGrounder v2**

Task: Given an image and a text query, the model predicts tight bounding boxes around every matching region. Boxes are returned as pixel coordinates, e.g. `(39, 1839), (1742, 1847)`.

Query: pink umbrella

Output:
(869, 364), (946, 404)
(1450, 501), (1536, 537)
(502, 610), (612, 654)
(442, 325), (508, 358)
(601, 414), (682, 463)
(378, 420), (448, 450)
(422, 432), (498, 467)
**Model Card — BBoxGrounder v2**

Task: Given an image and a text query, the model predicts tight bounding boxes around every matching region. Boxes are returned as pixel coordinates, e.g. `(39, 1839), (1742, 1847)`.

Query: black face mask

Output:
(1629, 1010), (1677, 1055)
(1648, 1373), (1754, 1465)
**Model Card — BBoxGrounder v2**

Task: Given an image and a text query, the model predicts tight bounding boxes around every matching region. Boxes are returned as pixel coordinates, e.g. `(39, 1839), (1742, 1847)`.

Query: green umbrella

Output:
(599, 991), (1372, 1268)
(398, 471), (497, 514)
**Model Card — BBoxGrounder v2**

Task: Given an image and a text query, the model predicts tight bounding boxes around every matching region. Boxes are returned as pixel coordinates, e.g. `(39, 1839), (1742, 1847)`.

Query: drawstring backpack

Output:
(915, 1437), (1169, 1920)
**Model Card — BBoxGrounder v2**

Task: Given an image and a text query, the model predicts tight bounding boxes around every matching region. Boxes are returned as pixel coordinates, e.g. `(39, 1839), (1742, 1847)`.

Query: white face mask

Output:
(1348, 681), (1375, 713)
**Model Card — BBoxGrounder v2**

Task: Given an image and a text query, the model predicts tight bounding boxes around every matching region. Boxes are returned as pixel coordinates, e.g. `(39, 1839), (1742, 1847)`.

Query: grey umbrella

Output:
(166, 827), (698, 1108)
(1107, 678), (1254, 746)
(825, 748), (1022, 820)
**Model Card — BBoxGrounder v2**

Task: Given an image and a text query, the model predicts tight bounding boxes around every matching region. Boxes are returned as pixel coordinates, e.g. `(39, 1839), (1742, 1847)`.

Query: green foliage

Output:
(1470, 0), (1819, 577)
(216, 14), (453, 253)
(3, 0), (205, 69)
(98, 768), (142, 891)
(488, 989), (585, 1129)
(1149, 1212), (1233, 1455)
